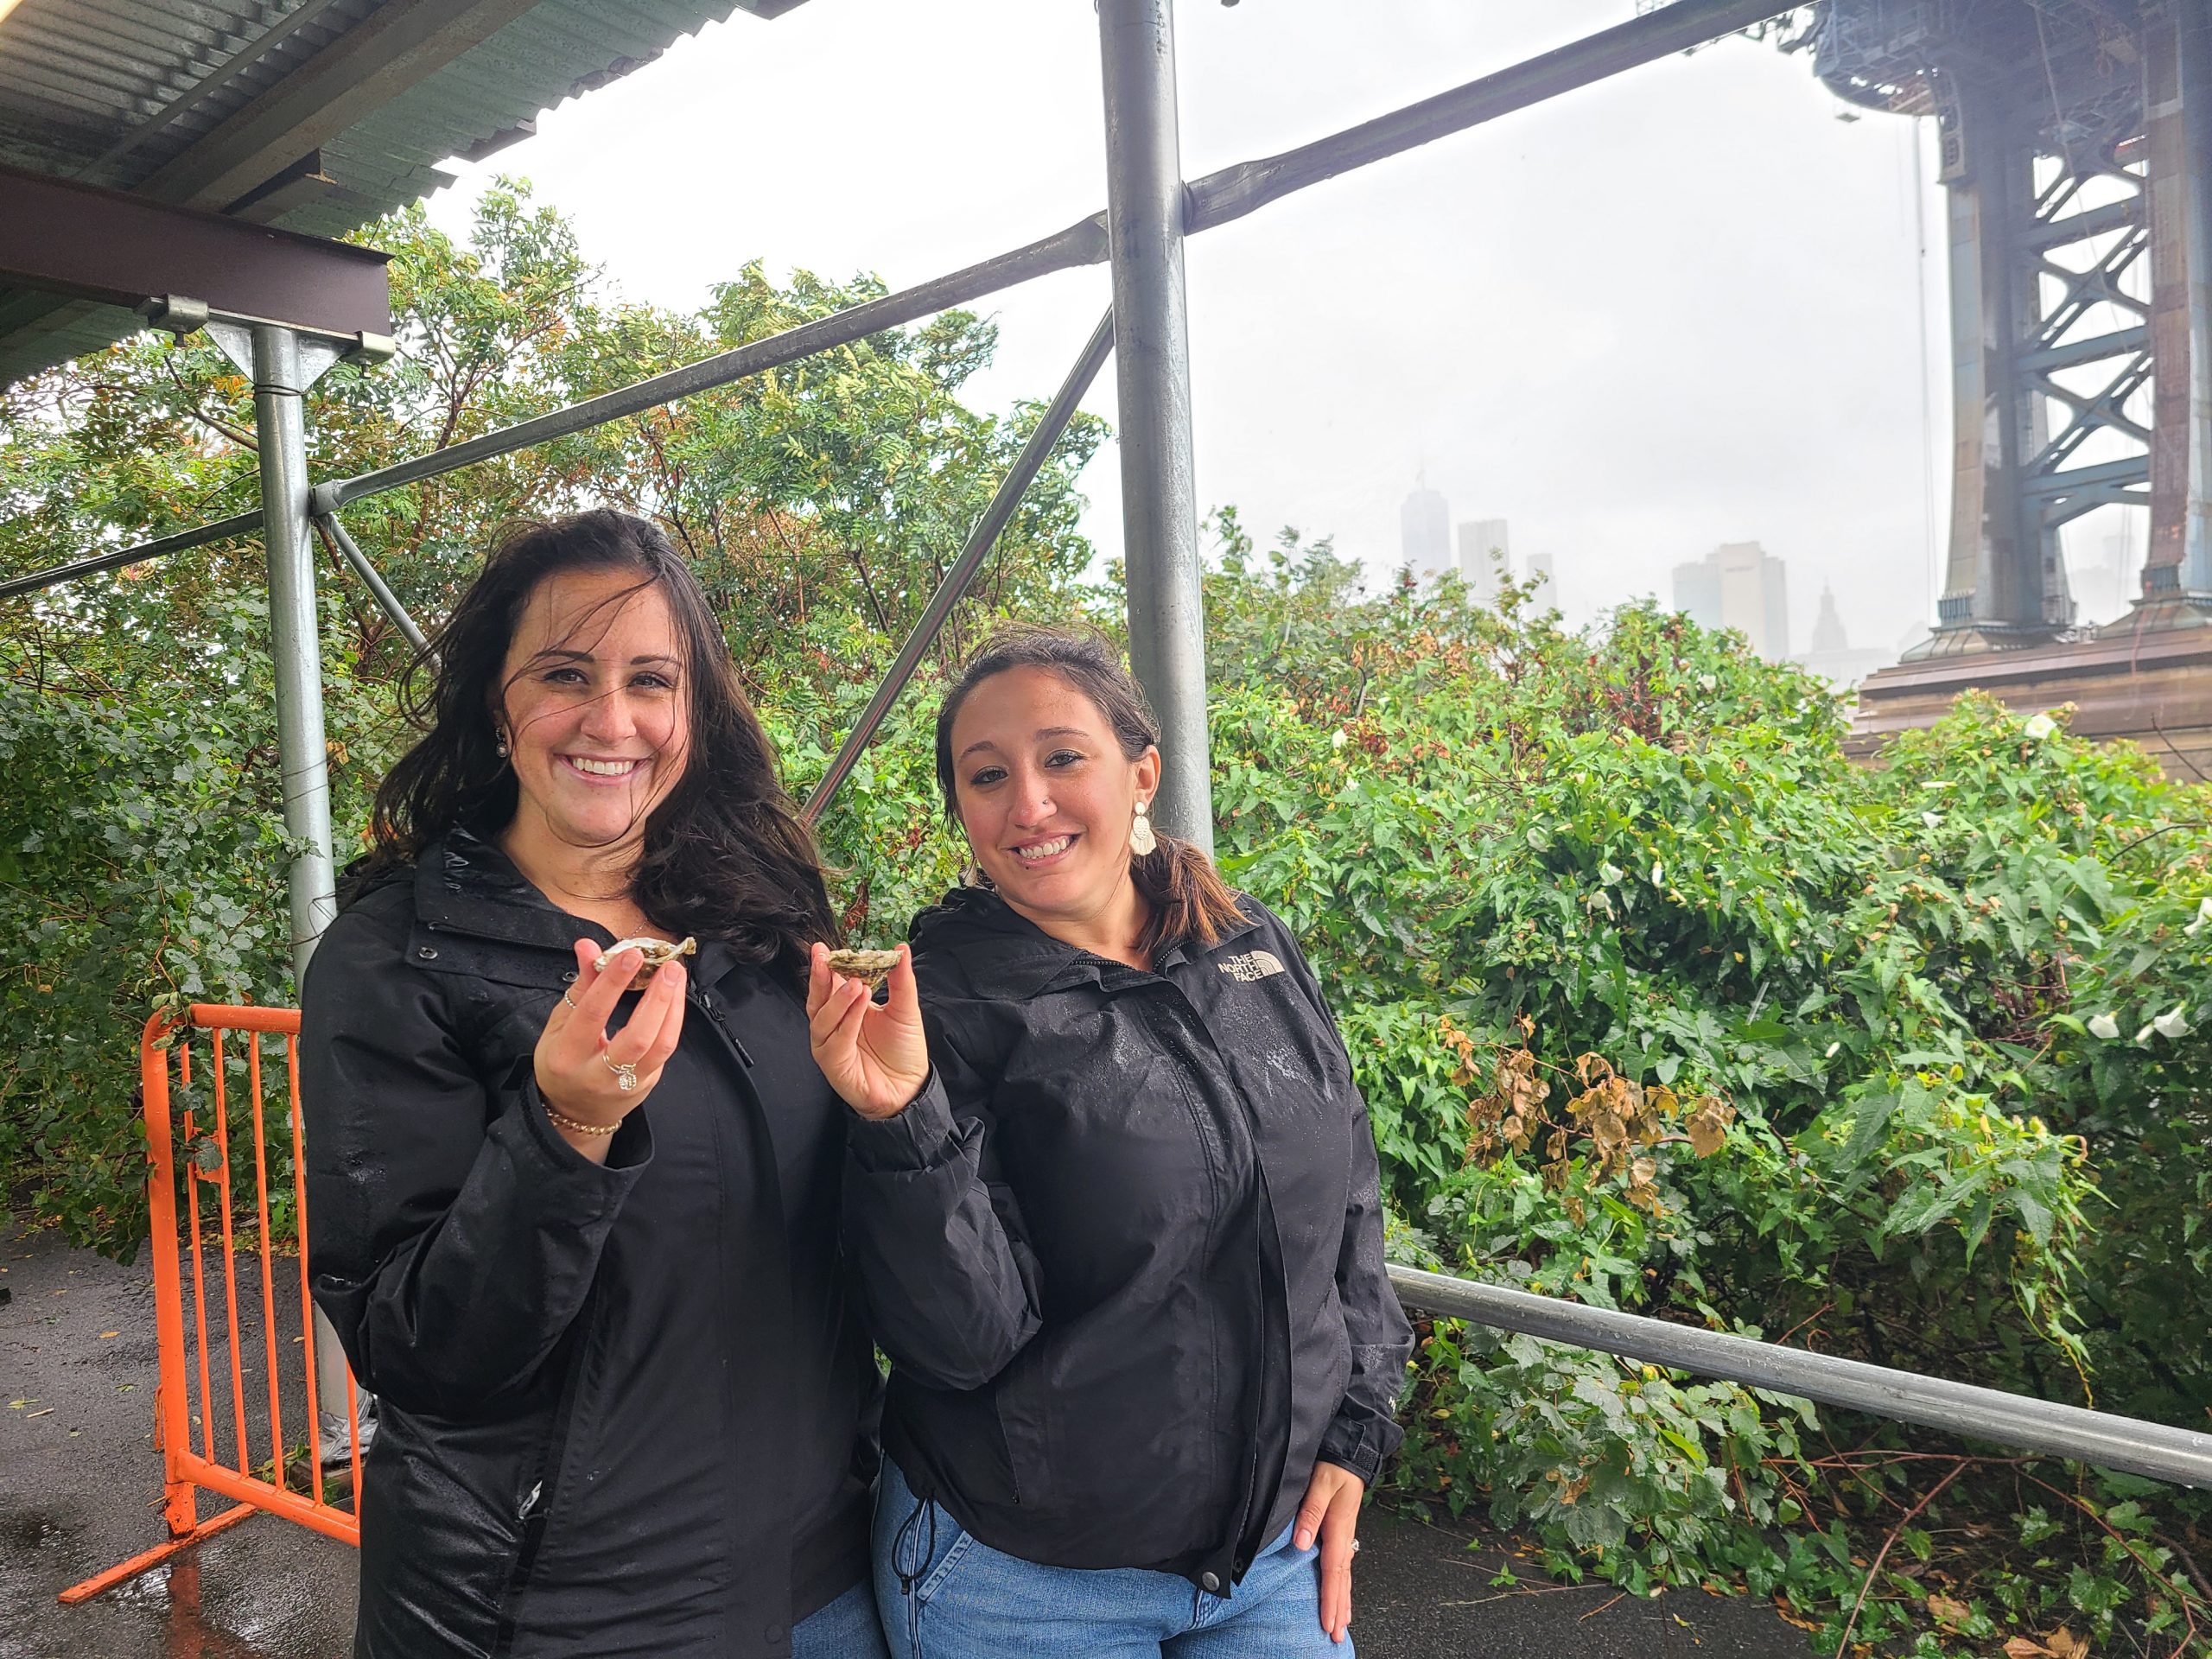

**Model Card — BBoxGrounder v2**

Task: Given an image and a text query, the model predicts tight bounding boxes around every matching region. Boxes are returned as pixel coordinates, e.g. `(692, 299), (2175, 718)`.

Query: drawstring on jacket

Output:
(891, 1493), (939, 1597)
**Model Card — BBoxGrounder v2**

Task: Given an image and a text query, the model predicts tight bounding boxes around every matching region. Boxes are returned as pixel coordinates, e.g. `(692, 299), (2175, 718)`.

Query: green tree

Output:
(0, 180), (1101, 1255)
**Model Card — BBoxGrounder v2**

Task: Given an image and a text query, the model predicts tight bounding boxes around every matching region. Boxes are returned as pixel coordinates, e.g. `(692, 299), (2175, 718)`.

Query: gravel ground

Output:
(1, 1220), (1813, 1659)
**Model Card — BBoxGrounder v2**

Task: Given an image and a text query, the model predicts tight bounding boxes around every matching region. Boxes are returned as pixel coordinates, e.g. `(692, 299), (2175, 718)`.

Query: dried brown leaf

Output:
(1927, 1594), (1973, 1630)
(1685, 1100), (1737, 1158)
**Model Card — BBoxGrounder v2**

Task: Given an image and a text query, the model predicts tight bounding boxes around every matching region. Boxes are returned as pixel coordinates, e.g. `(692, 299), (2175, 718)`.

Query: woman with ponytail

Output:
(806, 625), (1412, 1657)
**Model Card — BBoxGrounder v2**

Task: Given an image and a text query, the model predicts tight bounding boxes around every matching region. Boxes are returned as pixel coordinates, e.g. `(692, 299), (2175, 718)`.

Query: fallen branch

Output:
(1834, 1459), (1968, 1656)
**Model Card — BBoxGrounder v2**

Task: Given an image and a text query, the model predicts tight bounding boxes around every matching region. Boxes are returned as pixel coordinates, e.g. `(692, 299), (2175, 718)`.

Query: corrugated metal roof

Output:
(0, 0), (804, 386)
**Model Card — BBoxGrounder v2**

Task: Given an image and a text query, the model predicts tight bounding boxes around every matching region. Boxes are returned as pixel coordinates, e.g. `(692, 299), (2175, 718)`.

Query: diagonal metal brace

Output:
(801, 309), (1116, 826)
(311, 509), (432, 660)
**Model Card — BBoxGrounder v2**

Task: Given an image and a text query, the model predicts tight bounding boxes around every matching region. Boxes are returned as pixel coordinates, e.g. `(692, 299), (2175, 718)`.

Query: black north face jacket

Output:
(843, 887), (1412, 1594)
(301, 830), (878, 1659)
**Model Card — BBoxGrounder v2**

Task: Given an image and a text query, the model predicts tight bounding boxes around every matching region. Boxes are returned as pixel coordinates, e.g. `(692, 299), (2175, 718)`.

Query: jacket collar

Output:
(908, 883), (1262, 1000)
(413, 826), (586, 954)
(408, 827), (763, 995)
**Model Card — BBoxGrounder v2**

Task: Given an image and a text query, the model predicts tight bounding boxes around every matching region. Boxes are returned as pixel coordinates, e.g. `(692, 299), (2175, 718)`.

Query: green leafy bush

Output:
(1190, 521), (2210, 1653)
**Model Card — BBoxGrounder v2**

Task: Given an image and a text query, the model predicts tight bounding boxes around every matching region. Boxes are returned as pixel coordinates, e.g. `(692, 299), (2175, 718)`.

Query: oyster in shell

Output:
(824, 947), (900, 987)
(594, 935), (697, 989)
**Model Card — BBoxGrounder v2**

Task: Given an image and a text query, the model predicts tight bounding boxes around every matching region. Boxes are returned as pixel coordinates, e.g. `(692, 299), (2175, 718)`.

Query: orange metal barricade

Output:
(60, 1004), (361, 1604)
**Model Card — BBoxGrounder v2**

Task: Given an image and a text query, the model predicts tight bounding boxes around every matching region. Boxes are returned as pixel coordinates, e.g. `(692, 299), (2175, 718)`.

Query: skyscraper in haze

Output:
(1672, 541), (1789, 660)
(1525, 551), (1556, 600)
(1810, 585), (1847, 655)
(1457, 518), (1510, 602)
(1796, 582), (1897, 686)
(1400, 481), (1450, 579)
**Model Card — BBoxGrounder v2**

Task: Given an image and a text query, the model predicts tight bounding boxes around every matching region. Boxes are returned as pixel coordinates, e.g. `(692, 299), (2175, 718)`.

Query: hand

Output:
(806, 943), (929, 1121)
(1295, 1459), (1365, 1644)
(535, 940), (687, 1154)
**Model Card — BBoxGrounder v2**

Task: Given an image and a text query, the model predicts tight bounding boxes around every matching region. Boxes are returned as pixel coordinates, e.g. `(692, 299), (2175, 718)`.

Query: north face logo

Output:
(1217, 950), (1287, 982)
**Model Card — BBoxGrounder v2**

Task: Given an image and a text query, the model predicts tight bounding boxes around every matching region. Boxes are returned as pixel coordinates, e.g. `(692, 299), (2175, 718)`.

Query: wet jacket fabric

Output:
(842, 886), (1412, 1595)
(302, 829), (878, 1659)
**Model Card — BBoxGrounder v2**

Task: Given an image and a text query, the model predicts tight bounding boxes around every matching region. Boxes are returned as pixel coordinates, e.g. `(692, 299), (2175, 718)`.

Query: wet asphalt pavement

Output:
(1, 1222), (1814, 1658)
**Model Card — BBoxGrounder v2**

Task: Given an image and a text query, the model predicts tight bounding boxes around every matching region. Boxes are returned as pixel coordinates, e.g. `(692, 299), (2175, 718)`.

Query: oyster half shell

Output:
(594, 935), (697, 990)
(824, 947), (900, 987)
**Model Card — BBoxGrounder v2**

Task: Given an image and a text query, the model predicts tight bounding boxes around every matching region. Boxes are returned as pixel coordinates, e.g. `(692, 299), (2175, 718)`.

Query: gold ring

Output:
(602, 1054), (639, 1092)
(562, 990), (579, 1011)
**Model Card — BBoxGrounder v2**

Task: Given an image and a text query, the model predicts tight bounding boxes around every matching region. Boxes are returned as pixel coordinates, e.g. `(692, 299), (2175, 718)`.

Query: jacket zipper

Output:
(692, 989), (755, 1068)
(1160, 980), (1284, 1585)
(490, 1281), (601, 1656)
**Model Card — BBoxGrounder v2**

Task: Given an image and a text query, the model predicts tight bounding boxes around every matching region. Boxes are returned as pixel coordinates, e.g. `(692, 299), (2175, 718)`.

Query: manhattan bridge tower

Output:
(1809, 0), (2211, 652)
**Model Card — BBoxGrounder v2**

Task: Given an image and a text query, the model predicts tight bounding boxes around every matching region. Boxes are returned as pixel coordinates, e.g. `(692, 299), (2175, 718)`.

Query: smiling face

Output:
(950, 664), (1160, 944)
(497, 567), (690, 857)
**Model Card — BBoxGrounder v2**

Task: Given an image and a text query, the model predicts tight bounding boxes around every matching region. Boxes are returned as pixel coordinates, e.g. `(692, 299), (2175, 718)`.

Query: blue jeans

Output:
(794, 1580), (890, 1659)
(873, 1459), (1350, 1657)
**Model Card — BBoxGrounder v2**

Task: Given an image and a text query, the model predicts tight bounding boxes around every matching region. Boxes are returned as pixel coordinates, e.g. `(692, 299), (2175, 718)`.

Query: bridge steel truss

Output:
(7, 0), (2211, 1503)
(1818, 0), (2212, 651)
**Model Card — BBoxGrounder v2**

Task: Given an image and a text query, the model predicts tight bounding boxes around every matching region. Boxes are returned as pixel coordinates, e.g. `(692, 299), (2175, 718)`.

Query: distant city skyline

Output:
(419, 0), (2080, 664)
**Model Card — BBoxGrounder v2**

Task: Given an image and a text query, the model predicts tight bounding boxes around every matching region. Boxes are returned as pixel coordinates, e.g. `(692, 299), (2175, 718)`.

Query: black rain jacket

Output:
(301, 829), (878, 1659)
(842, 886), (1412, 1594)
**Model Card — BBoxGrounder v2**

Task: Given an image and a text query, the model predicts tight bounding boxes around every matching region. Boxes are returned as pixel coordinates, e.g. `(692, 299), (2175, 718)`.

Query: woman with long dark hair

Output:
(302, 509), (887, 1659)
(808, 624), (1412, 1656)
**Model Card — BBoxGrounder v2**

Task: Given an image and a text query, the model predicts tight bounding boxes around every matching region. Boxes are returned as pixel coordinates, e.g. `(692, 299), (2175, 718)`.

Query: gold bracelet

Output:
(543, 1100), (620, 1138)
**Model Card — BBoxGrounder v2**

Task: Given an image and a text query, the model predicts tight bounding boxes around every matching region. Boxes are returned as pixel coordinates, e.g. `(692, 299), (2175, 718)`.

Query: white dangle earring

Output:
(1129, 797), (1158, 857)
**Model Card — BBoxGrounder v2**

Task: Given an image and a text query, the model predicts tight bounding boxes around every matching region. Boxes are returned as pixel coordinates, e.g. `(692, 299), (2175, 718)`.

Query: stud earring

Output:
(1129, 797), (1158, 857)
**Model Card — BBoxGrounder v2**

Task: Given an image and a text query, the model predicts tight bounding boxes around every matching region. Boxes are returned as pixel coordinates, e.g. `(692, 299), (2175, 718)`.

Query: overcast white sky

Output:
(426, 0), (2008, 656)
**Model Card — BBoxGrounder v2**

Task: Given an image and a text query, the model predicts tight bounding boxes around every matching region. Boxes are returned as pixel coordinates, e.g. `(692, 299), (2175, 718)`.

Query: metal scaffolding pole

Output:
(1099, 0), (1211, 855)
(204, 317), (359, 1455)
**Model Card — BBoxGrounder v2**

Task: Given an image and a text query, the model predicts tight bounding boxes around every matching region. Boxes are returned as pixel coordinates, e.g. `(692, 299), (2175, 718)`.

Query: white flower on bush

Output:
(2087, 1013), (2120, 1040)
(1824, 1041), (1840, 1058)
(1650, 861), (1665, 887)
(1698, 673), (1718, 693)
(1922, 811), (1942, 830)
(1330, 728), (1347, 751)
(2184, 897), (2212, 938)
(2152, 1006), (2193, 1040)
(1599, 861), (1624, 886)
(2135, 1022), (2155, 1044)
(2024, 712), (2058, 741)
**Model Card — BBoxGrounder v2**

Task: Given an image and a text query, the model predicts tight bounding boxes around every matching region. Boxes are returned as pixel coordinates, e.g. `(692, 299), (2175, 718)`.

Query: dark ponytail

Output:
(933, 624), (1246, 957)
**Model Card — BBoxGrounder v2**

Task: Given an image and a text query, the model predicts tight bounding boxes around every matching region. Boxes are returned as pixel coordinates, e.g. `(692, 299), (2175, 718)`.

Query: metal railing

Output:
(1389, 1264), (2212, 1491)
